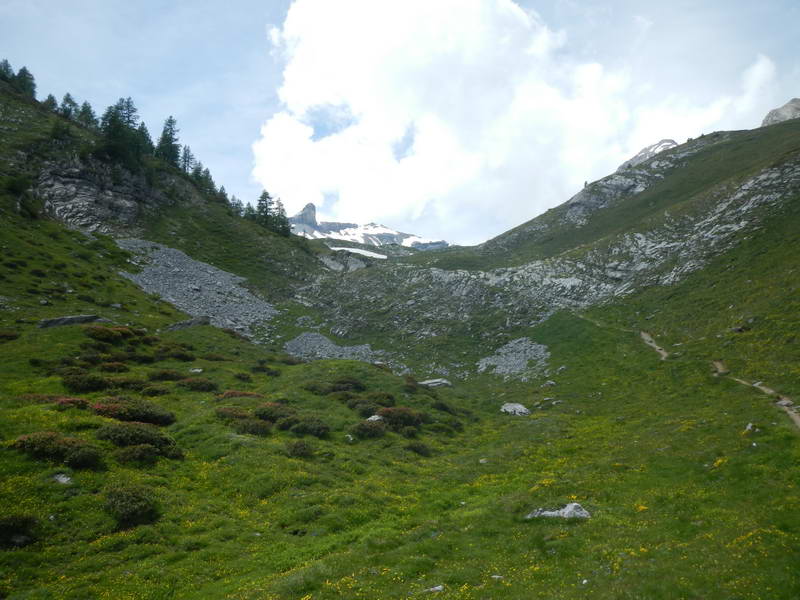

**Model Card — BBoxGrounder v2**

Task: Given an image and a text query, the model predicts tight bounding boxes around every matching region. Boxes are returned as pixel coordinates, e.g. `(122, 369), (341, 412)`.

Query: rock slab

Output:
(525, 502), (591, 520)
(500, 403), (530, 416)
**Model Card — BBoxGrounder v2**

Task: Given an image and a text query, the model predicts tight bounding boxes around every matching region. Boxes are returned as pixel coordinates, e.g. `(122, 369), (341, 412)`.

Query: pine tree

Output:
(155, 116), (180, 166)
(76, 101), (98, 128)
(13, 66), (36, 98)
(97, 101), (142, 170)
(255, 190), (274, 228)
(0, 59), (13, 82)
(272, 198), (291, 236)
(118, 97), (139, 128)
(230, 195), (244, 217)
(180, 146), (196, 173)
(59, 93), (79, 119)
(136, 122), (154, 154)
(217, 185), (229, 205)
(243, 203), (256, 221)
(42, 94), (58, 112)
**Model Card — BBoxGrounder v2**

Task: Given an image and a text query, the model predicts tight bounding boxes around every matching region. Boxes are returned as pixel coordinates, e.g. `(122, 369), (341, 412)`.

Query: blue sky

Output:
(2, 0), (798, 244)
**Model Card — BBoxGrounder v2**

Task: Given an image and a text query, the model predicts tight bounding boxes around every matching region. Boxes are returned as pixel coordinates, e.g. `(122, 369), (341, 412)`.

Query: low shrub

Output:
(275, 415), (300, 431)
(0, 514), (37, 548)
(233, 372), (252, 382)
(178, 377), (218, 392)
(329, 391), (356, 403)
(218, 390), (263, 400)
(302, 381), (332, 395)
(377, 406), (425, 430)
(99, 362), (129, 373)
(349, 400), (380, 418)
(62, 372), (111, 393)
(147, 369), (183, 381)
(251, 365), (281, 376)
(141, 385), (169, 397)
(96, 422), (178, 455)
(290, 416), (330, 438)
(105, 485), (159, 527)
(115, 444), (159, 465)
(277, 355), (304, 365)
(201, 353), (228, 361)
(84, 326), (124, 344)
(108, 377), (146, 391)
(12, 431), (102, 469)
(365, 391), (395, 407)
(405, 441), (432, 457)
(400, 426), (418, 439)
(53, 396), (90, 410)
(222, 328), (246, 340)
(254, 402), (295, 422)
(168, 350), (195, 362)
(331, 376), (366, 393)
(0, 330), (20, 342)
(403, 375), (420, 394)
(286, 440), (314, 458)
(432, 400), (457, 415)
(232, 419), (271, 436)
(215, 406), (251, 421)
(351, 420), (386, 439)
(92, 397), (175, 426)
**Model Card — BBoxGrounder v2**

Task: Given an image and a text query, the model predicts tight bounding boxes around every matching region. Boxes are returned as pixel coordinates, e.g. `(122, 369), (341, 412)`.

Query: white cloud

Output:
(252, 0), (780, 245)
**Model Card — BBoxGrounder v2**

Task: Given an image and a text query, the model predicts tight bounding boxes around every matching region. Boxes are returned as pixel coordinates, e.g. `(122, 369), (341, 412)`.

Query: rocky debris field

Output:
(477, 338), (550, 381)
(117, 238), (277, 336)
(284, 332), (409, 373)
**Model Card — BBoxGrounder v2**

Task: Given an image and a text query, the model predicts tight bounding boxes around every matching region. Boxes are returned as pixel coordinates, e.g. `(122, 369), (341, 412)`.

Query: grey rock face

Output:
(761, 98), (800, 127)
(525, 502), (591, 519)
(477, 338), (550, 381)
(617, 139), (678, 171)
(37, 314), (108, 328)
(500, 403), (530, 416)
(117, 239), (277, 336)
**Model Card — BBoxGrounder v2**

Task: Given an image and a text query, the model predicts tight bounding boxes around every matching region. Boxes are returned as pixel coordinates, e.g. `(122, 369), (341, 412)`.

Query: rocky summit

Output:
(2, 74), (800, 600)
(761, 97), (800, 127)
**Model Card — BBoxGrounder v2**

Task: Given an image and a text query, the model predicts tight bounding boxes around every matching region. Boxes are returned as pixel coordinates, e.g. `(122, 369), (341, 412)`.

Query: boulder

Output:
(165, 316), (211, 331)
(500, 402), (530, 416)
(525, 502), (591, 520)
(366, 415), (383, 422)
(419, 378), (452, 388)
(37, 314), (108, 328)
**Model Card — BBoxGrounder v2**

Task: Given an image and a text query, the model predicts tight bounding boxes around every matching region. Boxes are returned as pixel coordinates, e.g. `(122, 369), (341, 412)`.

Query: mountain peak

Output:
(761, 98), (800, 127)
(617, 139), (678, 172)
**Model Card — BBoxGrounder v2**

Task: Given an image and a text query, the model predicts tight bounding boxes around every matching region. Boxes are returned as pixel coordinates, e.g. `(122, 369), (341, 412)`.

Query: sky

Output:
(1, 0), (798, 245)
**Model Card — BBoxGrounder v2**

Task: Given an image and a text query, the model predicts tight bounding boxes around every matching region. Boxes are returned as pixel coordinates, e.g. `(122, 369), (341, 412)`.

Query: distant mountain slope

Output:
(289, 202), (448, 250)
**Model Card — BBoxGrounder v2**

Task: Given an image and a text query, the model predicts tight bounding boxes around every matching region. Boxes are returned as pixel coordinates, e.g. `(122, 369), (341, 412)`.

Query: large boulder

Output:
(525, 502), (591, 520)
(500, 402), (530, 416)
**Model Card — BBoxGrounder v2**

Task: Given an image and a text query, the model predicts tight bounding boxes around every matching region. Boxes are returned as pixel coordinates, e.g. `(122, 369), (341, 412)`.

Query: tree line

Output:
(1, 57), (292, 237)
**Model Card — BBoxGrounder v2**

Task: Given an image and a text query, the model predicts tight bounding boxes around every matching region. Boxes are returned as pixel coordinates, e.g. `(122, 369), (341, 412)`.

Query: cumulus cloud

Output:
(253, 0), (779, 244)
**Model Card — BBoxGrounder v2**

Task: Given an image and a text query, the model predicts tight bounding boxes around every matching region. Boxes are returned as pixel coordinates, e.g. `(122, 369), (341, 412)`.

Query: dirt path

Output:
(711, 360), (800, 430)
(640, 331), (669, 360)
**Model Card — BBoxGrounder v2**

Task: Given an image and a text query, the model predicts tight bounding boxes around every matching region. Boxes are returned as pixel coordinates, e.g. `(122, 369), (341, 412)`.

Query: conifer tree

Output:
(230, 195), (244, 217)
(59, 93), (79, 119)
(136, 122), (154, 154)
(272, 198), (291, 236)
(13, 66), (36, 98)
(42, 94), (58, 112)
(180, 146), (196, 173)
(255, 190), (274, 228)
(0, 59), (13, 82)
(76, 101), (98, 128)
(155, 116), (180, 166)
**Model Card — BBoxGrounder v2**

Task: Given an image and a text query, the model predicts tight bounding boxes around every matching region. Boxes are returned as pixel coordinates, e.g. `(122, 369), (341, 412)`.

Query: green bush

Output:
(141, 385), (169, 397)
(286, 440), (314, 458)
(96, 422), (178, 456)
(405, 441), (432, 457)
(62, 372), (111, 393)
(331, 376), (366, 393)
(99, 362), (129, 373)
(290, 416), (330, 438)
(108, 376), (146, 391)
(0, 330), (20, 342)
(201, 353), (228, 361)
(0, 514), (37, 548)
(115, 444), (160, 466)
(254, 402), (295, 422)
(351, 420), (386, 439)
(349, 400), (380, 418)
(105, 485), (159, 527)
(377, 406), (425, 430)
(251, 364), (281, 376)
(234, 372), (252, 382)
(84, 326), (125, 344)
(215, 406), (251, 421)
(302, 381), (333, 395)
(232, 419), (271, 436)
(275, 415), (300, 431)
(147, 369), (183, 381)
(365, 391), (395, 407)
(91, 396), (175, 425)
(53, 396), (90, 410)
(12, 431), (102, 469)
(178, 377), (218, 392)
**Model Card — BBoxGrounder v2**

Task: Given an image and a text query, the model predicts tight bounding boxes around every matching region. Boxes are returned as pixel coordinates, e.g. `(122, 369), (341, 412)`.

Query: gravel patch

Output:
(477, 337), (550, 381)
(117, 239), (277, 336)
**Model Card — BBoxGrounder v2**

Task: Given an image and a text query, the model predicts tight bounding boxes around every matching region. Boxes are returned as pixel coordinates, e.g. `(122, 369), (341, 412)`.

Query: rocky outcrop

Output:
(500, 403), (530, 416)
(34, 158), (195, 234)
(477, 338), (550, 381)
(525, 503), (591, 519)
(761, 98), (800, 127)
(37, 315), (110, 328)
